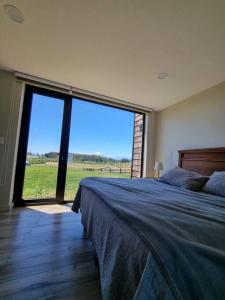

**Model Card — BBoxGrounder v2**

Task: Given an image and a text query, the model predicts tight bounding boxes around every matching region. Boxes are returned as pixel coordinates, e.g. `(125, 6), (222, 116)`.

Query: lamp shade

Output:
(154, 161), (163, 171)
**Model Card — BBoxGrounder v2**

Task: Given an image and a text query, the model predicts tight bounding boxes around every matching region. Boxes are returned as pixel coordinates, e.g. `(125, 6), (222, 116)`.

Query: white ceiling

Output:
(0, 0), (225, 111)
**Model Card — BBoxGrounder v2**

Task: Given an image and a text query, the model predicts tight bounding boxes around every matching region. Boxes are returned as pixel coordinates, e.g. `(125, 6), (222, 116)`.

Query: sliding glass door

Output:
(14, 85), (144, 206)
(13, 86), (71, 205)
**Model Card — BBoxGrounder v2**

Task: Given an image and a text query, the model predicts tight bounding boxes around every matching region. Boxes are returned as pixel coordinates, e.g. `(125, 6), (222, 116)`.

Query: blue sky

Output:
(27, 94), (134, 159)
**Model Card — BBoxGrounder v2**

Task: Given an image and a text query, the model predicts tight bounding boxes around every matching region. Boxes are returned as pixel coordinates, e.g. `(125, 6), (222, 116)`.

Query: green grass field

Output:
(23, 162), (131, 201)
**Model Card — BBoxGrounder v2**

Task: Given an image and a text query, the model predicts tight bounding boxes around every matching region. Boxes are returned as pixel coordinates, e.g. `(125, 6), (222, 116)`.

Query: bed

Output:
(72, 148), (225, 300)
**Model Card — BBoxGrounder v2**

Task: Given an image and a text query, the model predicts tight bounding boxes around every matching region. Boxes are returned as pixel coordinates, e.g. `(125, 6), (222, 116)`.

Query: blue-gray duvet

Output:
(72, 178), (225, 300)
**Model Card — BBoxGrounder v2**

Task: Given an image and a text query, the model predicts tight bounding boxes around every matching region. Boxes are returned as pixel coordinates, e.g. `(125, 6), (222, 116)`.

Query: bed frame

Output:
(178, 147), (225, 176)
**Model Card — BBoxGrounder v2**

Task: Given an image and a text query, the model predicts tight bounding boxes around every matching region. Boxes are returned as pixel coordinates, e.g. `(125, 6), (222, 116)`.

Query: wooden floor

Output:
(0, 204), (102, 300)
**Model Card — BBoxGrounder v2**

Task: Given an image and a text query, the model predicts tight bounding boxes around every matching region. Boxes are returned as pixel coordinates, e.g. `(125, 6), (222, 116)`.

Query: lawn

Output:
(23, 162), (131, 201)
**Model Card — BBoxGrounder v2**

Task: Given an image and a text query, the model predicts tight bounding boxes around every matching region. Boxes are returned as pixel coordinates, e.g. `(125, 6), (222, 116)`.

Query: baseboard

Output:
(0, 205), (10, 212)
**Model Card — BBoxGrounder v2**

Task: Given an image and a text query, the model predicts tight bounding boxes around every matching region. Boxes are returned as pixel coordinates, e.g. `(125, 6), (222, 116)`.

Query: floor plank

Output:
(0, 204), (102, 300)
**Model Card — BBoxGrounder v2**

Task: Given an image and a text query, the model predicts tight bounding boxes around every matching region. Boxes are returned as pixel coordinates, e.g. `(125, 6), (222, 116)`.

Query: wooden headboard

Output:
(178, 148), (225, 176)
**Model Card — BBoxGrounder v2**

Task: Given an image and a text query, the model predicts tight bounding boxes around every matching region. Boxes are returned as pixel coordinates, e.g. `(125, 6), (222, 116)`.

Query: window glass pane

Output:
(23, 94), (64, 200)
(65, 99), (134, 200)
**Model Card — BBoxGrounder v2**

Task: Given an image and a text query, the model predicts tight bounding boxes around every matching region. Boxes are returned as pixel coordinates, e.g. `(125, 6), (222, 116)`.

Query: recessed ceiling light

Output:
(4, 5), (24, 24)
(158, 72), (168, 80)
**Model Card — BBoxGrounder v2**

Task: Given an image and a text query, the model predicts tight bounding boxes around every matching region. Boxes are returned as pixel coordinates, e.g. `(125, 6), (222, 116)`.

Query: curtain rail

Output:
(15, 72), (152, 114)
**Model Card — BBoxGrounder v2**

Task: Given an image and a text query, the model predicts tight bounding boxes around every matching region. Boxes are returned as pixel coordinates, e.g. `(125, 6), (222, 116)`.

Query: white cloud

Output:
(95, 152), (102, 155)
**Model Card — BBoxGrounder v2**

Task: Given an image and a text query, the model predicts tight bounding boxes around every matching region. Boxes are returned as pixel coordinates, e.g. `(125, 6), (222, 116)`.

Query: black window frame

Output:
(13, 84), (145, 206)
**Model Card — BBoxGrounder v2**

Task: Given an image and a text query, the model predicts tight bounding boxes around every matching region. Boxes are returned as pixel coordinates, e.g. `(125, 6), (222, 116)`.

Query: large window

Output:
(14, 85), (145, 205)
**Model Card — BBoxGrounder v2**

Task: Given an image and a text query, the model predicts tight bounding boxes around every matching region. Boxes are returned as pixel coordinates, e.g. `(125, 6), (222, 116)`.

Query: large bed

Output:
(72, 148), (225, 300)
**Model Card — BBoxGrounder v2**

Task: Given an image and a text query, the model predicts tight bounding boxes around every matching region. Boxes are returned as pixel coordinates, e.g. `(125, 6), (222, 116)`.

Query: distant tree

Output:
(45, 152), (59, 159)
(120, 158), (130, 163)
(72, 153), (116, 163)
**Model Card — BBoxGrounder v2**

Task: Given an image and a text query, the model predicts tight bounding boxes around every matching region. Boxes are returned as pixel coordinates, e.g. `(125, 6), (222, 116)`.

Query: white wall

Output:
(155, 81), (225, 173)
(0, 70), (24, 211)
(144, 111), (157, 177)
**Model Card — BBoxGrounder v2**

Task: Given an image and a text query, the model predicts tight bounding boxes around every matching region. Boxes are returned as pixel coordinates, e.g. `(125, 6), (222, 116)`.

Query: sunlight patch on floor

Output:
(27, 204), (73, 214)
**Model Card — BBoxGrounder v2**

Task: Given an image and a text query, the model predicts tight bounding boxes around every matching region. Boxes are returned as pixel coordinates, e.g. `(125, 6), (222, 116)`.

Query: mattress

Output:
(72, 178), (225, 300)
